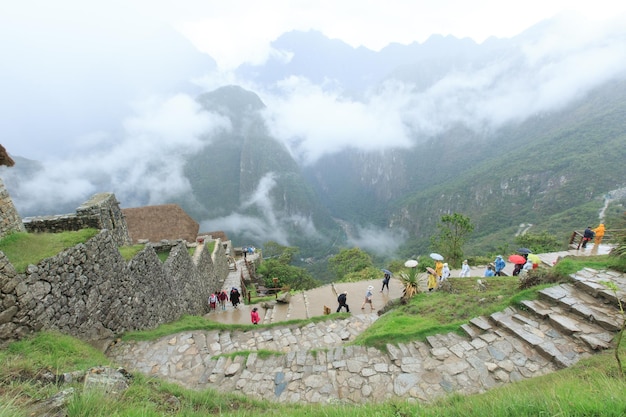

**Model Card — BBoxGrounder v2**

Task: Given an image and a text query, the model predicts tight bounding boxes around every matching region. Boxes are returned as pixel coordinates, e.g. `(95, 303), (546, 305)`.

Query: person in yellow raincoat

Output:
(427, 269), (437, 292)
(593, 223), (606, 245)
(434, 260), (443, 283)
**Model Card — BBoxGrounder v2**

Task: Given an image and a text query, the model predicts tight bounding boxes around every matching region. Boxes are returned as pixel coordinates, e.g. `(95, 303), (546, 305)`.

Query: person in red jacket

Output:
(250, 307), (260, 325)
(218, 290), (228, 310)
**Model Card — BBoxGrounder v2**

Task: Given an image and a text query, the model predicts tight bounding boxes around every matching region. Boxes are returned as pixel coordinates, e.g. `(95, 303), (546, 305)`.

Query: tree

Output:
(262, 241), (299, 262)
(430, 213), (474, 268)
(328, 248), (373, 281)
(258, 241), (318, 290)
(257, 258), (320, 291)
(515, 231), (562, 253)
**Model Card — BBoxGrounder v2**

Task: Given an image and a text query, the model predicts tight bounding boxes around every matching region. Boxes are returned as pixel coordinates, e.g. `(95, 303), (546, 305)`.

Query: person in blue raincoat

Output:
(494, 255), (506, 276)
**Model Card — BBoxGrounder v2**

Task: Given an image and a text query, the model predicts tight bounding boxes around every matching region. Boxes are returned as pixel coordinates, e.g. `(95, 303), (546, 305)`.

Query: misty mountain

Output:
(236, 29), (506, 94)
(215, 22), (626, 259)
(181, 86), (346, 256)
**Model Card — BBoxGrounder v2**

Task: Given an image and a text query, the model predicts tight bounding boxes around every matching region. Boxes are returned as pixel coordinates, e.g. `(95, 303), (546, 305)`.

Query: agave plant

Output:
(399, 263), (424, 299)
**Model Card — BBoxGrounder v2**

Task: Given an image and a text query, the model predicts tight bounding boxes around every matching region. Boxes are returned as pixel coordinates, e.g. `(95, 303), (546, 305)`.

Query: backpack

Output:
(338, 294), (346, 303)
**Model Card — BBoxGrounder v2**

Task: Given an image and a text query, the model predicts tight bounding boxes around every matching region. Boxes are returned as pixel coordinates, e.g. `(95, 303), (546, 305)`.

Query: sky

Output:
(2, 0), (625, 160)
(132, 0), (626, 70)
(1, 0), (626, 249)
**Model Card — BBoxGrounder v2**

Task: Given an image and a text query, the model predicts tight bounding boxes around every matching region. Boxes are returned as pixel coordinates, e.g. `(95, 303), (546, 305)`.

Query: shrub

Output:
(518, 268), (567, 289)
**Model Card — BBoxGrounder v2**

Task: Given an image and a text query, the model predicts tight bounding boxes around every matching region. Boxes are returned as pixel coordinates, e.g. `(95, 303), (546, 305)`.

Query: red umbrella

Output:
(508, 254), (526, 264)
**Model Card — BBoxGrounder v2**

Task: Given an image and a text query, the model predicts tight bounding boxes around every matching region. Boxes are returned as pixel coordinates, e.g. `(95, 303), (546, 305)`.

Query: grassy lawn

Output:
(0, 229), (99, 272)
(353, 277), (551, 350)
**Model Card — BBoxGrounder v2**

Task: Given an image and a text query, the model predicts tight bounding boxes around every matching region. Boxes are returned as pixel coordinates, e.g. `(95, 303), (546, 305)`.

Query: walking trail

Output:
(107, 243), (625, 404)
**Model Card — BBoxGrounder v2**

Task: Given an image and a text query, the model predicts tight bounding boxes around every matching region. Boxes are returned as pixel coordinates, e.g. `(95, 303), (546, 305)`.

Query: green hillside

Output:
(391, 78), (626, 255)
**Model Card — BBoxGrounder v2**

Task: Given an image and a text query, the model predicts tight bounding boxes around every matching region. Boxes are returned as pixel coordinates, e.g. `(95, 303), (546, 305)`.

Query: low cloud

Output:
(347, 225), (407, 257)
(262, 14), (626, 164)
(200, 172), (321, 246)
(262, 78), (414, 164)
(3, 94), (230, 216)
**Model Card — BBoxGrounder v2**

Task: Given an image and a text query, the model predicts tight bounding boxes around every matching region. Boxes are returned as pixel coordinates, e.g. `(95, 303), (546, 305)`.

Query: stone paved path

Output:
(107, 248), (625, 404)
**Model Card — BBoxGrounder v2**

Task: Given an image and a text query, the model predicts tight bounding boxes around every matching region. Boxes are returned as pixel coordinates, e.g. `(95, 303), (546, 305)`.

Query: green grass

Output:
(352, 277), (552, 350)
(121, 313), (352, 342)
(120, 242), (213, 262)
(0, 229), (99, 272)
(2, 332), (625, 416)
(118, 244), (145, 261)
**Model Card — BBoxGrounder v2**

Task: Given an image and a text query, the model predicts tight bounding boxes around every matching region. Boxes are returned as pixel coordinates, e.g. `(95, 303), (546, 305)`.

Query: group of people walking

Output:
(208, 287), (241, 311)
(427, 259), (451, 291)
(208, 286), (262, 324)
(336, 284), (377, 314)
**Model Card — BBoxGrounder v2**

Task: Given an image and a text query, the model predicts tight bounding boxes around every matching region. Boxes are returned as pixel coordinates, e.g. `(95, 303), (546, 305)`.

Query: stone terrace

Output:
(107, 266), (626, 404)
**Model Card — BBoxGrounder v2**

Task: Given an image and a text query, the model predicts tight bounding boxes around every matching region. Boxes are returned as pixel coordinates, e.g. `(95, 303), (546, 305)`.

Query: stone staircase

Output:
(460, 268), (624, 370)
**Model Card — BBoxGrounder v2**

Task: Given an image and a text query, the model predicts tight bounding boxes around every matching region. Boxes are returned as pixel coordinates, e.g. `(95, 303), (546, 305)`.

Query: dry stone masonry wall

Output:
(0, 186), (231, 347)
(22, 193), (131, 246)
(0, 230), (228, 348)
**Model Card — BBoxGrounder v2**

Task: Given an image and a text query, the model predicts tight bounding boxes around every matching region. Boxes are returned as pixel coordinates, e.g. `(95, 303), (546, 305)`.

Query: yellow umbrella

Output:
(528, 253), (540, 264)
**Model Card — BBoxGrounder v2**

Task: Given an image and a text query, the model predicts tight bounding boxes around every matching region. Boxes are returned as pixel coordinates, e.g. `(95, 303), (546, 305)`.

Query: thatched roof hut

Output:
(122, 204), (199, 244)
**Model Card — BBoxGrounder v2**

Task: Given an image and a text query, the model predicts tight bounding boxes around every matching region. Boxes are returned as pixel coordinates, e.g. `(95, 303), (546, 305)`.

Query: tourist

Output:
(593, 223), (606, 245)
(434, 260), (443, 284)
(337, 291), (350, 313)
(250, 307), (260, 325)
(381, 273), (391, 292)
(218, 290), (228, 310)
(484, 265), (495, 277)
(427, 268), (437, 292)
(523, 260), (533, 273)
(208, 293), (217, 311)
(441, 263), (450, 282)
(361, 286), (374, 310)
(230, 287), (241, 308)
(459, 260), (471, 277)
(494, 255), (506, 276)
(582, 226), (594, 248)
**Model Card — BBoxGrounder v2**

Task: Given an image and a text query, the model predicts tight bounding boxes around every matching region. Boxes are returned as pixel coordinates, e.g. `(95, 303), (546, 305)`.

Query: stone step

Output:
(469, 316), (492, 331)
(460, 323), (480, 339)
(571, 269), (626, 308)
(538, 284), (622, 331)
(490, 309), (588, 368)
(519, 299), (553, 318)
(426, 332), (468, 350)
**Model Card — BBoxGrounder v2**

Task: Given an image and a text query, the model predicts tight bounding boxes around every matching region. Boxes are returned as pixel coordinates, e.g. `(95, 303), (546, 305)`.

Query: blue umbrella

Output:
(517, 248), (532, 254)
(381, 269), (392, 275)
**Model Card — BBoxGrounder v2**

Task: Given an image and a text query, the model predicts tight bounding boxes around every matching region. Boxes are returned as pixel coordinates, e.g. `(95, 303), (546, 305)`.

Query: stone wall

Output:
(0, 230), (228, 349)
(22, 193), (131, 246)
(0, 178), (25, 238)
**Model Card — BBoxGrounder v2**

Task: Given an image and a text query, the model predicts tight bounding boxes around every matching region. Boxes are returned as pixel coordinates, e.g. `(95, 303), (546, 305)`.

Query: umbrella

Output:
(528, 253), (540, 264)
(508, 254), (526, 264)
(517, 248), (532, 254)
(429, 253), (444, 261)
(404, 259), (418, 268)
(381, 269), (392, 275)
(426, 267), (436, 274)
